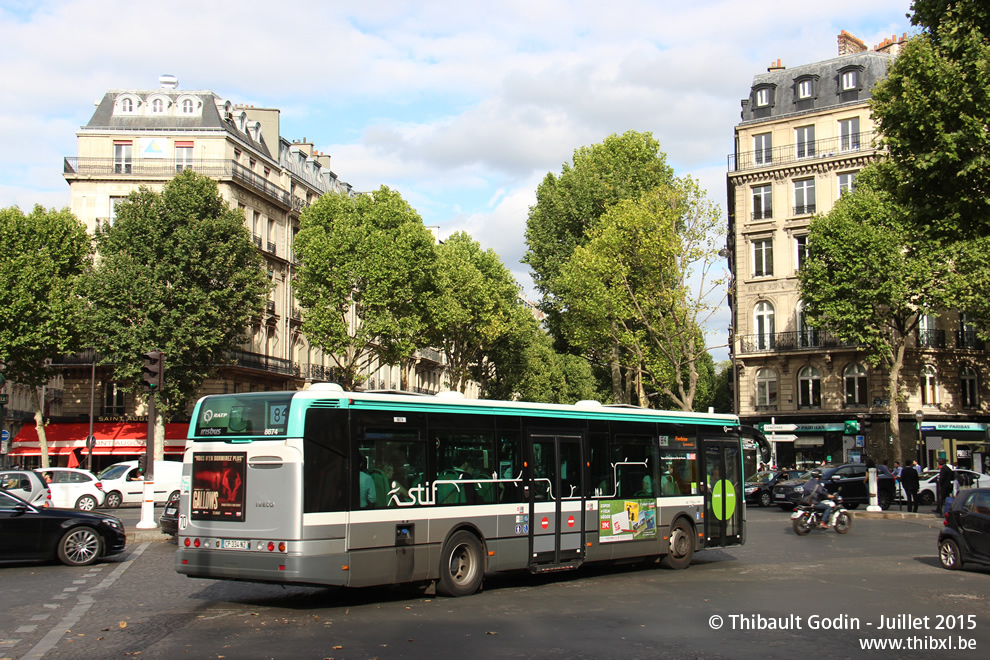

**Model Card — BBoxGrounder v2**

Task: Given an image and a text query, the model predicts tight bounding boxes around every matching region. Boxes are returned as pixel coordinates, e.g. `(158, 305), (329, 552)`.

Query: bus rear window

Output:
(194, 393), (293, 439)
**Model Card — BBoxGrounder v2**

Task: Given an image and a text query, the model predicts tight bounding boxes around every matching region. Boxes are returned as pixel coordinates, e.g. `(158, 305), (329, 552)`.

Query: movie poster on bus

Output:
(190, 452), (246, 522)
(598, 499), (657, 543)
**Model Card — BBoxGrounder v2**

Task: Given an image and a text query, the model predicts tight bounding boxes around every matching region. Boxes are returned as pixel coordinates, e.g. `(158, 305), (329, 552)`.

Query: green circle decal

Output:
(712, 479), (737, 521)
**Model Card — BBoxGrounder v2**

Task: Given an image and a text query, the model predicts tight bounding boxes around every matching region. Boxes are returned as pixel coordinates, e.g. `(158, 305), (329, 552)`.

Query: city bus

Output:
(174, 384), (768, 596)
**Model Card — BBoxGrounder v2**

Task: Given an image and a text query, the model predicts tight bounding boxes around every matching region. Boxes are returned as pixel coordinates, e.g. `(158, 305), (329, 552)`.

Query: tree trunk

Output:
(887, 341), (906, 466)
(610, 344), (625, 404)
(34, 387), (50, 469)
(155, 411), (165, 462)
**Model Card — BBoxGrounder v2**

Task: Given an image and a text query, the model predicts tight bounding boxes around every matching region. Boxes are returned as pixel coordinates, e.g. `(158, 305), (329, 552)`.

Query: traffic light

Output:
(140, 351), (164, 393)
(137, 453), (147, 474)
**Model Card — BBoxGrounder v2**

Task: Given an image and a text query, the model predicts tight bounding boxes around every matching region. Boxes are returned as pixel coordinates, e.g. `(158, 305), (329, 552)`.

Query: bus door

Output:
(702, 436), (743, 547)
(526, 433), (585, 572)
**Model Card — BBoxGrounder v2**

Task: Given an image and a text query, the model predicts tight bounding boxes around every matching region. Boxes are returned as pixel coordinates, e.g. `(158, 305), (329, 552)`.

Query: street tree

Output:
(84, 170), (269, 459)
(524, 131), (675, 402)
(426, 231), (521, 393)
(870, 1), (990, 241)
(0, 206), (91, 467)
(798, 167), (948, 466)
(294, 186), (437, 390)
(555, 178), (726, 411)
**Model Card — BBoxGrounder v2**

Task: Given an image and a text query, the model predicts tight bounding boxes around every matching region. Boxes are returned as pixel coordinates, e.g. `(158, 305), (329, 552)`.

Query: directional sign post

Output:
(767, 433), (799, 443)
(763, 424), (797, 433)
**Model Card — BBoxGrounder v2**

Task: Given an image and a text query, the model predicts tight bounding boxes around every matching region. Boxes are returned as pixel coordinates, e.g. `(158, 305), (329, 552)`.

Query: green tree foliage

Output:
(294, 186), (437, 389)
(555, 178), (726, 411)
(84, 170), (269, 457)
(426, 232), (522, 393)
(871, 2), (990, 240)
(524, 130), (675, 366)
(0, 205), (91, 467)
(798, 167), (948, 464)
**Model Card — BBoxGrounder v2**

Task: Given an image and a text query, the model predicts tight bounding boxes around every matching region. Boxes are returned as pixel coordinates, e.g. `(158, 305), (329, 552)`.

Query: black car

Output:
(159, 490), (179, 536)
(938, 488), (990, 570)
(745, 469), (806, 507)
(772, 463), (896, 510)
(0, 489), (126, 566)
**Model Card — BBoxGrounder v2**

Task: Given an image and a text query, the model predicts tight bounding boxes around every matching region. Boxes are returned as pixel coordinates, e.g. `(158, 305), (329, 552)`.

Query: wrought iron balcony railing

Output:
(728, 131), (880, 173)
(738, 330), (862, 354)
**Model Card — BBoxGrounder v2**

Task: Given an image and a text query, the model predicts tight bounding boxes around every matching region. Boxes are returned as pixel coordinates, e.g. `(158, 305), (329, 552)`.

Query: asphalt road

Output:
(1, 507), (987, 660)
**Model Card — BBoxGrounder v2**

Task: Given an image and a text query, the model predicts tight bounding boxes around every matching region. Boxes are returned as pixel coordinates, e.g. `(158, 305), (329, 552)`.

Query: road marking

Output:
(16, 626), (38, 633)
(30, 615), (51, 621)
(20, 542), (150, 660)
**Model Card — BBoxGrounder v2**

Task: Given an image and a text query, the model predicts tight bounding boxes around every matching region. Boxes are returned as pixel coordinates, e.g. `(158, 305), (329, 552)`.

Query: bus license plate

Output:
(221, 539), (250, 550)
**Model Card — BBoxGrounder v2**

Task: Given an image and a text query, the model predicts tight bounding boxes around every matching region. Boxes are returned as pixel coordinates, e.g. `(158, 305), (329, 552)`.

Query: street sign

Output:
(767, 433), (799, 442)
(763, 424), (797, 432)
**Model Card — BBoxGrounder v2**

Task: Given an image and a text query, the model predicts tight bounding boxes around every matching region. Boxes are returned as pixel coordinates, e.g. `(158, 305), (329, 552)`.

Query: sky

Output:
(0, 0), (915, 362)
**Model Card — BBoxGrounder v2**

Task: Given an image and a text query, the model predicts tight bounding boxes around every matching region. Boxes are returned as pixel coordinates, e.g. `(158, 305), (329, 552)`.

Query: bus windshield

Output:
(193, 392), (293, 439)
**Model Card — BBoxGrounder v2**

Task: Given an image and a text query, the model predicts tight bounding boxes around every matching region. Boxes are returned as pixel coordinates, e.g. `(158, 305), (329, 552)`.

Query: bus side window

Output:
(303, 409), (349, 513)
(496, 425), (523, 504)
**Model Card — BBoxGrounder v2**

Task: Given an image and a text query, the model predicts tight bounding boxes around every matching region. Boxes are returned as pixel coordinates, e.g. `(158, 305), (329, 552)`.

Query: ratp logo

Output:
(203, 409), (227, 422)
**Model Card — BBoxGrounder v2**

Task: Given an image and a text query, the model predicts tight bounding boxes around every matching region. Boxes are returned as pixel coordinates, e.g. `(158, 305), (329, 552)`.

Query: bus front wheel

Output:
(437, 530), (484, 597)
(660, 519), (694, 570)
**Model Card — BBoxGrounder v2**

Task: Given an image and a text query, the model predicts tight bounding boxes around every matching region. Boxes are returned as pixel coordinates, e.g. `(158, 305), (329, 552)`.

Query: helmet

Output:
(810, 470), (822, 479)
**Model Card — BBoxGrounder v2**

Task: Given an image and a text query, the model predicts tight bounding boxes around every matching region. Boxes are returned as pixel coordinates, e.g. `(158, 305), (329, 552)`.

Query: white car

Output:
(915, 469), (986, 506)
(97, 460), (183, 508)
(38, 467), (106, 511)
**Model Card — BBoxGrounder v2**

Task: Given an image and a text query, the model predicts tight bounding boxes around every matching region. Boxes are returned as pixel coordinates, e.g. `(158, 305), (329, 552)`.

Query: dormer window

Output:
(842, 70), (857, 90)
(151, 98), (164, 114)
(798, 79), (813, 99)
(181, 98), (194, 114)
(756, 88), (770, 106)
(121, 98), (133, 112)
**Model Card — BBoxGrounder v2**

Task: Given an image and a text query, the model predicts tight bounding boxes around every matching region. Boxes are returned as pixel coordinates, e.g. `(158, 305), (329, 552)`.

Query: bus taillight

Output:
(184, 538), (190, 547)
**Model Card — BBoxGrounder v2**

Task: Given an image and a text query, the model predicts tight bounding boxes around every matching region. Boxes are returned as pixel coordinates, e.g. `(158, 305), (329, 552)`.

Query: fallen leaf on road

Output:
(119, 622), (127, 629)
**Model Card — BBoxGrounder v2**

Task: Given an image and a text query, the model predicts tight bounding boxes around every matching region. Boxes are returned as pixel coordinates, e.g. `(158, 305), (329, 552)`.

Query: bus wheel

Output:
(437, 531), (484, 597)
(660, 520), (694, 570)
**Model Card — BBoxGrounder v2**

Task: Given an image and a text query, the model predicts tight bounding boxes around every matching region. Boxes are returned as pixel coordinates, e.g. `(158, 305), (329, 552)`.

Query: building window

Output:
(918, 314), (941, 348)
(113, 142), (132, 174)
(104, 382), (126, 415)
(174, 141), (193, 172)
(844, 363), (869, 406)
(181, 98), (194, 114)
(754, 133), (772, 165)
(798, 366), (822, 408)
(797, 79), (813, 99)
(839, 117), (861, 151)
(795, 235), (808, 271)
(108, 196), (126, 226)
(752, 184), (772, 220)
(838, 172), (857, 196)
(151, 98), (164, 114)
(756, 368), (778, 409)
(842, 70), (858, 90)
(754, 301), (775, 351)
(794, 178), (816, 215)
(921, 365), (939, 406)
(958, 312), (980, 349)
(756, 88), (770, 106)
(796, 125), (815, 159)
(961, 367), (979, 408)
(797, 303), (818, 347)
(120, 98), (133, 113)
(753, 238), (773, 277)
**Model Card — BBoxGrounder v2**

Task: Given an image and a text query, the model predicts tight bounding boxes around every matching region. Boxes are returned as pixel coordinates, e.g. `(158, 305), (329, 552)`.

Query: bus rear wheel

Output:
(437, 531), (484, 597)
(660, 520), (694, 570)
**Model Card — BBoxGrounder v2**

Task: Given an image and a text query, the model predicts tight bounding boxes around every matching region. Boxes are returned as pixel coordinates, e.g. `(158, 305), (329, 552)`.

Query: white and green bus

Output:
(175, 384), (767, 596)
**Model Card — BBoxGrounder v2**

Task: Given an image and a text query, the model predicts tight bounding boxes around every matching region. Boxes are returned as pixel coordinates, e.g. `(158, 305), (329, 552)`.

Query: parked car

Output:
(745, 469), (806, 507)
(159, 490), (180, 536)
(773, 463), (895, 510)
(0, 489), (126, 566)
(37, 467), (105, 511)
(98, 460), (183, 508)
(0, 469), (52, 507)
(915, 469), (986, 507)
(937, 488), (990, 570)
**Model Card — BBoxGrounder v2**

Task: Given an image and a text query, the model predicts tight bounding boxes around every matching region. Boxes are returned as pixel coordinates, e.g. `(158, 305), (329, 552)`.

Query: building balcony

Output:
(918, 329), (947, 349)
(956, 330), (986, 351)
(225, 350), (298, 376)
(728, 131), (880, 173)
(738, 330), (862, 354)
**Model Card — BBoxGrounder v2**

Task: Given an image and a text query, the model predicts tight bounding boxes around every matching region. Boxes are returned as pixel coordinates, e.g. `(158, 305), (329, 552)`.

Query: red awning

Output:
(9, 422), (189, 457)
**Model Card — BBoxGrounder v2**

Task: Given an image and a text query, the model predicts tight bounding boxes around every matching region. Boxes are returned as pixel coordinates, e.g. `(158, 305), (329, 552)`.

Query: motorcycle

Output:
(791, 495), (852, 535)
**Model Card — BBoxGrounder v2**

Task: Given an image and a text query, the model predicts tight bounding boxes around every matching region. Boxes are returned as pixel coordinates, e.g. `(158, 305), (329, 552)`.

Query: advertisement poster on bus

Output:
(598, 499), (657, 542)
(190, 452), (246, 522)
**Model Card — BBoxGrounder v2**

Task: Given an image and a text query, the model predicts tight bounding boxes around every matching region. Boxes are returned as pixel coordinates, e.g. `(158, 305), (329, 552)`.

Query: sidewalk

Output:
(127, 526), (175, 543)
(852, 508), (946, 527)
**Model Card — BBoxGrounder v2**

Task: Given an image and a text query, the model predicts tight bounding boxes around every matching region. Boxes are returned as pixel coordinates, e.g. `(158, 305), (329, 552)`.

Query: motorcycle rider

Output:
(802, 470), (838, 528)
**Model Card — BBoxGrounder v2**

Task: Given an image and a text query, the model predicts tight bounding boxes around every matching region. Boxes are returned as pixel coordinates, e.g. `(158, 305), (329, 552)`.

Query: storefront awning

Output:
(9, 422), (189, 457)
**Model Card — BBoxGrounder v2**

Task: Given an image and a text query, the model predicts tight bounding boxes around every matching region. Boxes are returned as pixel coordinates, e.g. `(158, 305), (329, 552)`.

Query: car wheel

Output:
(759, 491), (772, 508)
(834, 512), (852, 534)
(57, 527), (102, 566)
(104, 491), (122, 509)
(75, 495), (97, 511)
(660, 519), (694, 569)
(168, 490), (180, 503)
(437, 531), (484, 597)
(919, 491), (935, 506)
(939, 538), (962, 570)
(878, 491), (892, 511)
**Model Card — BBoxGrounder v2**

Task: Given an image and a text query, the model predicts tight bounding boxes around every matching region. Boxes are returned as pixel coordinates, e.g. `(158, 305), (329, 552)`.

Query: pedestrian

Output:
(936, 458), (954, 515)
(900, 459), (920, 513)
(912, 459), (923, 475)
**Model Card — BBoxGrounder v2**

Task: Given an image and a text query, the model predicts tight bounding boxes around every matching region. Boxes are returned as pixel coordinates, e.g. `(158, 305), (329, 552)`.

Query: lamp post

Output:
(915, 410), (925, 471)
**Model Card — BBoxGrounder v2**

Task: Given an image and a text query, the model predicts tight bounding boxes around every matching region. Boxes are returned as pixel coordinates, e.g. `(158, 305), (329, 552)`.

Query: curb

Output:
(128, 529), (174, 543)
(852, 510), (943, 522)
